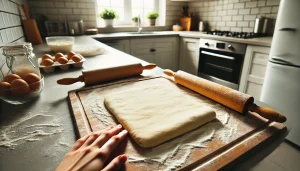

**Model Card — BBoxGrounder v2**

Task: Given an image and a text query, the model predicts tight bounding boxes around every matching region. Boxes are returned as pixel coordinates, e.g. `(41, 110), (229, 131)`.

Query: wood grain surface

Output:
(68, 76), (287, 170)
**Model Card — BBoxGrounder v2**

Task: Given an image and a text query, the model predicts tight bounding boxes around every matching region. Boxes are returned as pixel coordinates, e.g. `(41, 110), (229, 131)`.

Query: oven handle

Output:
(201, 51), (235, 60)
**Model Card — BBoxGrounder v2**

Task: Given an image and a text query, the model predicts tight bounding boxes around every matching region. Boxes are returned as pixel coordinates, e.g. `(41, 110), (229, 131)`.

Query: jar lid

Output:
(2, 42), (33, 56)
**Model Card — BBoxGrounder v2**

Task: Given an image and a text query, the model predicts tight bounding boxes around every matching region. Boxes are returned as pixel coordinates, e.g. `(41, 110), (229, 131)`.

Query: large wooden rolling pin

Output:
(164, 70), (286, 123)
(57, 63), (156, 85)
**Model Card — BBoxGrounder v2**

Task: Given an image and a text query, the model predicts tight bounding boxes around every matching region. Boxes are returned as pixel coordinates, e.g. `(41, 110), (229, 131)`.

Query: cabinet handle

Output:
(150, 48), (156, 52)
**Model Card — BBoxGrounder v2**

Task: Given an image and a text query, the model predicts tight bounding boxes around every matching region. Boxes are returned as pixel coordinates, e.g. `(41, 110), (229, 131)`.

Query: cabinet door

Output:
(239, 45), (270, 100)
(103, 39), (130, 54)
(179, 38), (199, 75)
(130, 37), (179, 71)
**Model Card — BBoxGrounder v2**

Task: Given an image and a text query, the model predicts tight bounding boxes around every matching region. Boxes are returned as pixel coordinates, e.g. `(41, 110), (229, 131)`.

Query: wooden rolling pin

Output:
(164, 70), (286, 123)
(57, 63), (156, 85)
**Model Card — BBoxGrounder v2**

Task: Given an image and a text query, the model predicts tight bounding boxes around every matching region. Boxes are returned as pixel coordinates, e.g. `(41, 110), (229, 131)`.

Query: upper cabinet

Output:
(239, 45), (270, 100)
(130, 37), (179, 71)
(179, 37), (199, 75)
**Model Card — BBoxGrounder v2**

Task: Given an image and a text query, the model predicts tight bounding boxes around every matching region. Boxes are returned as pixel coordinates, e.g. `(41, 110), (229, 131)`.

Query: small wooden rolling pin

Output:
(164, 70), (286, 123)
(57, 63), (156, 85)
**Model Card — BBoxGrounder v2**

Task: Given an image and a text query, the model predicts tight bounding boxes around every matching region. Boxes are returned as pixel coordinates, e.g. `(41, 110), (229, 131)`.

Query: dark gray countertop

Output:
(0, 36), (285, 171)
(0, 36), (162, 171)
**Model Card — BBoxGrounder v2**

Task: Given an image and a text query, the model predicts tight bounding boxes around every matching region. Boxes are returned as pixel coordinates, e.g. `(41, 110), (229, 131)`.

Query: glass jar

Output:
(0, 42), (44, 104)
(1, 42), (40, 78)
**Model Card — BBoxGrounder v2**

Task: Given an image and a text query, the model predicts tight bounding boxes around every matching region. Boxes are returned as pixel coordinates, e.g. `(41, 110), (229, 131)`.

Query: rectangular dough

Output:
(104, 86), (216, 148)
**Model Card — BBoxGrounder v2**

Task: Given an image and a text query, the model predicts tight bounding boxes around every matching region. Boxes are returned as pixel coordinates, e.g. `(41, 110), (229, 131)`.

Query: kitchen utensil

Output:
(68, 20), (84, 35)
(199, 21), (205, 32)
(21, 4), (43, 45)
(57, 63), (156, 85)
(164, 70), (286, 123)
(262, 18), (268, 35)
(254, 17), (264, 34)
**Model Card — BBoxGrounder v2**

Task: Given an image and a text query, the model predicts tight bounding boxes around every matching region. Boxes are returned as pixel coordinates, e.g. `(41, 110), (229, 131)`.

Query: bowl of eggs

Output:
(0, 73), (44, 104)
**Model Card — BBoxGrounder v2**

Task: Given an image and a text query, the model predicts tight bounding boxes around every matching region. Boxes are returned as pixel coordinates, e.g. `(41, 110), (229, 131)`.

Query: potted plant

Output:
(147, 12), (159, 26)
(99, 9), (118, 27)
(132, 16), (141, 26)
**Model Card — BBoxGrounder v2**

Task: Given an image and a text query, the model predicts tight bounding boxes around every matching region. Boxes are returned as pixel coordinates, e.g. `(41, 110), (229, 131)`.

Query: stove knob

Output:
(228, 44), (234, 50)
(205, 42), (210, 46)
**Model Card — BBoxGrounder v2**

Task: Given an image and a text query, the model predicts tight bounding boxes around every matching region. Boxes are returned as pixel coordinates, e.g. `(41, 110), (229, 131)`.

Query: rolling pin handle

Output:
(143, 63), (157, 70)
(57, 75), (84, 85)
(163, 69), (175, 77)
(249, 104), (287, 123)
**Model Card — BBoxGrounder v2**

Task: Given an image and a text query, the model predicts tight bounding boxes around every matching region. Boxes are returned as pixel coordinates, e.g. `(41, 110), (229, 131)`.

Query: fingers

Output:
(69, 134), (90, 152)
(91, 124), (123, 148)
(98, 130), (128, 162)
(102, 154), (127, 171)
(80, 126), (115, 149)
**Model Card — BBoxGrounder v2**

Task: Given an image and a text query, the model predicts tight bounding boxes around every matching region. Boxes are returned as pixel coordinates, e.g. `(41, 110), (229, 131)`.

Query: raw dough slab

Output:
(104, 86), (216, 148)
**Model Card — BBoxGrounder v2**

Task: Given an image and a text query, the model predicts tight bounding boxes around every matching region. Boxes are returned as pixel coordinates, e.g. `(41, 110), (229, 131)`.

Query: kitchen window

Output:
(96, 0), (165, 27)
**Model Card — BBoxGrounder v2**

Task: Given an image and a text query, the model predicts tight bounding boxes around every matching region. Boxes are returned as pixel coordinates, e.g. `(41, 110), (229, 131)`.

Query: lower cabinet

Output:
(130, 37), (179, 71)
(239, 45), (270, 100)
(101, 39), (130, 54)
(178, 37), (199, 75)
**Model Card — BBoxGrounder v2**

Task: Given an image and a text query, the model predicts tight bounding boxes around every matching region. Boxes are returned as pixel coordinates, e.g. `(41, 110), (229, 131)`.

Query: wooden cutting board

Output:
(68, 76), (287, 171)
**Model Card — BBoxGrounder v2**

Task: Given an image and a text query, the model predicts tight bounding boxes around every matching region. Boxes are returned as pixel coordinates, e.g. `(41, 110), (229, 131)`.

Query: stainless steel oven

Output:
(198, 39), (246, 90)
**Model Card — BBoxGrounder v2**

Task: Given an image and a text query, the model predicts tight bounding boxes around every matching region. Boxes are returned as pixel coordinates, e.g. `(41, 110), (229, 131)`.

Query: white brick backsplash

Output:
(0, 0), (4, 11)
(266, 13), (277, 19)
(231, 27), (242, 32)
(59, 8), (72, 15)
(46, 2), (54, 7)
(242, 27), (253, 32)
(218, 10), (227, 16)
(54, 2), (65, 8)
(258, 1), (266, 7)
(237, 21), (248, 27)
(246, 1), (257, 8)
(47, 9), (59, 15)
(240, 0), (251, 2)
(267, 0), (280, 6)
(77, 2), (86, 9)
(65, 2), (76, 8)
(85, 2), (94, 9)
(227, 10), (238, 15)
(239, 9), (250, 15)
(259, 7), (271, 13)
(222, 16), (232, 21)
(244, 15), (256, 21)
(226, 3), (234, 10)
(272, 7), (279, 13)
(251, 8), (259, 14)
(232, 15), (243, 21)
(226, 21), (236, 27)
(249, 21), (255, 27)
(234, 3), (245, 9)
(217, 21), (226, 27)
(0, 13), (4, 29)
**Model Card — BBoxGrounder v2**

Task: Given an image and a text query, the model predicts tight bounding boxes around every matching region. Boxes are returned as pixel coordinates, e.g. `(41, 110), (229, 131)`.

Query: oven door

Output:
(198, 48), (244, 90)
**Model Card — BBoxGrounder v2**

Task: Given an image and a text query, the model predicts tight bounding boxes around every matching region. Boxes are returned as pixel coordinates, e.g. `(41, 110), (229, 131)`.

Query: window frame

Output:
(96, 0), (160, 27)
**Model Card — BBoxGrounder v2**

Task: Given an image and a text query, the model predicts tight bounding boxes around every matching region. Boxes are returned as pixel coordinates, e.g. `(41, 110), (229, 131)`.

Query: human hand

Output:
(56, 125), (128, 171)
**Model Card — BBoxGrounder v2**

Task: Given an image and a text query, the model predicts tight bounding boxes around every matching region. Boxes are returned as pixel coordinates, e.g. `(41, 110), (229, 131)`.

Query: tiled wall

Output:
(0, 0), (26, 46)
(188, 0), (280, 32)
(28, 0), (186, 31)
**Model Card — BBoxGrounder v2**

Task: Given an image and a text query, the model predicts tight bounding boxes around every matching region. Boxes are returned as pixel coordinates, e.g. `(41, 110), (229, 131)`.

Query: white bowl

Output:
(46, 36), (74, 52)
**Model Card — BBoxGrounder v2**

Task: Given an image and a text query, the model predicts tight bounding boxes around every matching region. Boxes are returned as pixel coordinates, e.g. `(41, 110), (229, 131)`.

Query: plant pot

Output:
(180, 17), (191, 31)
(132, 21), (138, 26)
(148, 19), (156, 26)
(103, 19), (114, 27)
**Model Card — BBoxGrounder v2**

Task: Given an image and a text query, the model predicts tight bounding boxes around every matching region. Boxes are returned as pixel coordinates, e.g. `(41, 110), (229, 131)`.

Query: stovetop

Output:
(206, 30), (264, 39)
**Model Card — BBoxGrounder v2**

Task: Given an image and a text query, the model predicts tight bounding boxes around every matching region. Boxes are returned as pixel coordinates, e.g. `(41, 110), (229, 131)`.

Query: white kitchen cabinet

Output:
(101, 39), (130, 54)
(130, 37), (179, 71)
(239, 45), (270, 100)
(179, 37), (199, 75)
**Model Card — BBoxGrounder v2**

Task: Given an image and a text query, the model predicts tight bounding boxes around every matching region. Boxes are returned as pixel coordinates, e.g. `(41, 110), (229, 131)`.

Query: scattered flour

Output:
(86, 89), (240, 171)
(0, 114), (64, 150)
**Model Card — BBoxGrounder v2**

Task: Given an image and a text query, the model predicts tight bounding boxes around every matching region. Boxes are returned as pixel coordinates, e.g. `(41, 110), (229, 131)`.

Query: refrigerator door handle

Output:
(272, 56), (294, 65)
(278, 28), (297, 31)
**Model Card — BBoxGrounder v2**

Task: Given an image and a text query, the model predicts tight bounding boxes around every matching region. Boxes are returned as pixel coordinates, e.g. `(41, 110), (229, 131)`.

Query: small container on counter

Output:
(0, 42), (44, 104)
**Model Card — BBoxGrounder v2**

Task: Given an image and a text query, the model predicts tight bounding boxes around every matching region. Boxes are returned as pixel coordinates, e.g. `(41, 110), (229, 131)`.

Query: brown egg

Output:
(10, 79), (30, 96)
(42, 54), (54, 61)
(0, 82), (11, 96)
(41, 58), (54, 66)
(55, 53), (64, 60)
(57, 57), (69, 64)
(3, 74), (21, 83)
(71, 55), (82, 62)
(23, 73), (41, 91)
(67, 51), (76, 59)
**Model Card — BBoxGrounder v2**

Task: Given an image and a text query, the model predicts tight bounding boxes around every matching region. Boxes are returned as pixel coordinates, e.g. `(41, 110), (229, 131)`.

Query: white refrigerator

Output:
(261, 0), (300, 146)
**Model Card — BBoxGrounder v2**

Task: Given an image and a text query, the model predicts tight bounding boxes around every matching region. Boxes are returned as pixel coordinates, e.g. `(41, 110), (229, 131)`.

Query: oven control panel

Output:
(200, 39), (247, 55)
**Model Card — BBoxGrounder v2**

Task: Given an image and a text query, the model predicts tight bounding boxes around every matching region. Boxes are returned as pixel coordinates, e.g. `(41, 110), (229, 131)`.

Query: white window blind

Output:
(96, 0), (161, 26)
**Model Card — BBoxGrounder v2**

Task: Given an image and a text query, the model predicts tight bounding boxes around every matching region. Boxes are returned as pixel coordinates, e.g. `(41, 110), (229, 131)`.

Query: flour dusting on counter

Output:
(0, 114), (64, 150)
(87, 90), (240, 171)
